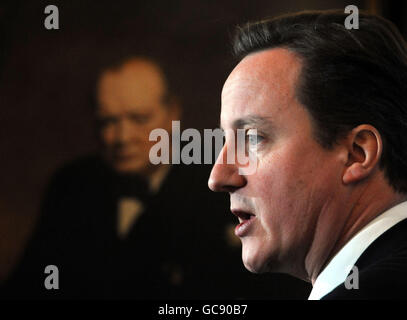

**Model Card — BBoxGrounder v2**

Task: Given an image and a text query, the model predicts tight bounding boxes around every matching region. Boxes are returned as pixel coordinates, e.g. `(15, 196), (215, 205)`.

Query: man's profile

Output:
(209, 10), (407, 299)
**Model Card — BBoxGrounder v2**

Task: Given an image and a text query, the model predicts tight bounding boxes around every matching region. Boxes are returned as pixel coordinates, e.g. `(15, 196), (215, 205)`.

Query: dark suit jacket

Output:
(0, 156), (238, 298)
(322, 218), (407, 300)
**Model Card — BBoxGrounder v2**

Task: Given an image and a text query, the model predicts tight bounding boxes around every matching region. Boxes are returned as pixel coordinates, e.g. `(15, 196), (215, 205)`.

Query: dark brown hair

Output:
(234, 10), (407, 193)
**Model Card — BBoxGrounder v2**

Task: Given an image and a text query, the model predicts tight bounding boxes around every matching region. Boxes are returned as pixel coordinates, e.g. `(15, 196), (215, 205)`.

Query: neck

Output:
(306, 173), (407, 285)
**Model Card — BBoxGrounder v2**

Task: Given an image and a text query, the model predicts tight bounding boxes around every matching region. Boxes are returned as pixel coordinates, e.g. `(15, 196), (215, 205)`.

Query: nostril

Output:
(208, 179), (240, 193)
(208, 177), (218, 192)
(208, 162), (247, 192)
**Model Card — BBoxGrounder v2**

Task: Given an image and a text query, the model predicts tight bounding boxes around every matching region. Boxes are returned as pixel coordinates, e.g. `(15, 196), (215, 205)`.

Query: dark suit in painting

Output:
(2, 155), (311, 299)
(1, 156), (235, 298)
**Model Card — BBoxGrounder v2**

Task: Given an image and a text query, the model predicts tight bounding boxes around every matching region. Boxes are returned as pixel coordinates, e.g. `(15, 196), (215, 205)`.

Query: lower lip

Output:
(235, 217), (255, 237)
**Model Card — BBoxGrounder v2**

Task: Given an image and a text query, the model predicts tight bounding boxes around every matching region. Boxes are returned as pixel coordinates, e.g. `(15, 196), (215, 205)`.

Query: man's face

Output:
(97, 59), (177, 175)
(209, 49), (347, 278)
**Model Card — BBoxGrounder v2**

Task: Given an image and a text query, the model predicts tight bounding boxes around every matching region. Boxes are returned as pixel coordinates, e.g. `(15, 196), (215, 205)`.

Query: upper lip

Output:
(231, 209), (255, 223)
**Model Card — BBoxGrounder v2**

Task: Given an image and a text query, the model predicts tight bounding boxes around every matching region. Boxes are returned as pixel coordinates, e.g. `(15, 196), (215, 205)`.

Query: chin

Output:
(241, 242), (270, 274)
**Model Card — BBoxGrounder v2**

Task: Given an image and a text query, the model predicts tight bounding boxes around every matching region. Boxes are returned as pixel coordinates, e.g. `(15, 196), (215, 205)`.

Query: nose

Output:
(115, 118), (133, 144)
(208, 145), (247, 192)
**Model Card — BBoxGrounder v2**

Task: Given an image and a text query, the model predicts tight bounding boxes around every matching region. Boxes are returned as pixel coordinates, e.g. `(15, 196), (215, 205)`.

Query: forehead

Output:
(97, 59), (167, 114)
(221, 48), (303, 128)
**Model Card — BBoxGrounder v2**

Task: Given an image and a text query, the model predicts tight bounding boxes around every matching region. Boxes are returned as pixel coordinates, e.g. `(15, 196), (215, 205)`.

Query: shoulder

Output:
(323, 219), (407, 300)
(41, 154), (115, 209)
(323, 254), (407, 299)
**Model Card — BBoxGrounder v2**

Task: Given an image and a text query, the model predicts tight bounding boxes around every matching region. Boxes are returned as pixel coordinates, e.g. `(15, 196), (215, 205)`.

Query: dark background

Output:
(0, 0), (405, 293)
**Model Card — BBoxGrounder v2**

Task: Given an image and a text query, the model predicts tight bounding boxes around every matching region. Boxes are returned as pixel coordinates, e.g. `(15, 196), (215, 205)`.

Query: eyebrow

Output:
(219, 115), (273, 130)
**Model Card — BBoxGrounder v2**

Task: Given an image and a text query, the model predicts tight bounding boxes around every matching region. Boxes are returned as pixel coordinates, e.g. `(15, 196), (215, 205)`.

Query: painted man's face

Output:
(97, 59), (176, 176)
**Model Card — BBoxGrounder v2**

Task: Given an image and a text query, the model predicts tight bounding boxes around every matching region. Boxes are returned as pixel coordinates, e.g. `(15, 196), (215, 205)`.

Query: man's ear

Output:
(342, 124), (383, 185)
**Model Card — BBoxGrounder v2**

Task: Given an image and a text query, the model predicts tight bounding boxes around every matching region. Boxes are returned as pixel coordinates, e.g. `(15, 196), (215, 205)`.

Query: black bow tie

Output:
(114, 174), (153, 203)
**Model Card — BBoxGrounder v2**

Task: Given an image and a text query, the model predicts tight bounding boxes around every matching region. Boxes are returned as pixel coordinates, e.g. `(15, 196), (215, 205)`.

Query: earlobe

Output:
(342, 125), (382, 185)
(343, 163), (369, 184)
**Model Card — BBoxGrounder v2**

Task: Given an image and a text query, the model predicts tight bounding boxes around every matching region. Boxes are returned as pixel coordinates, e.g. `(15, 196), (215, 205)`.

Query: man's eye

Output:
(129, 114), (151, 125)
(246, 129), (264, 146)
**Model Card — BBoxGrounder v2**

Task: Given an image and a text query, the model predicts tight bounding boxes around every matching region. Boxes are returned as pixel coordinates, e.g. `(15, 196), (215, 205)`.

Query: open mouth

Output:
(231, 209), (256, 237)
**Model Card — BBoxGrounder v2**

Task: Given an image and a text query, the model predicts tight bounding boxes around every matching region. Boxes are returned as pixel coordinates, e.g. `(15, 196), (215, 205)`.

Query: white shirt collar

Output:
(308, 201), (407, 300)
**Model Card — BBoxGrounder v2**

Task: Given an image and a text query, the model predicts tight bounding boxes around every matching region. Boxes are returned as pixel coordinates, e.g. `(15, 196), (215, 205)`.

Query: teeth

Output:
(232, 210), (255, 223)
(237, 214), (251, 223)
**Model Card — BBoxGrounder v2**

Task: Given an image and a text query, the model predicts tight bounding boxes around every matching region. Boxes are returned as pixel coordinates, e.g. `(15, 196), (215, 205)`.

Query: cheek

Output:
(101, 127), (115, 146)
(257, 143), (329, 195)
(138, 127), (155, 144)
(250, 151), (297, 199)
(251, 148), (326, 233)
